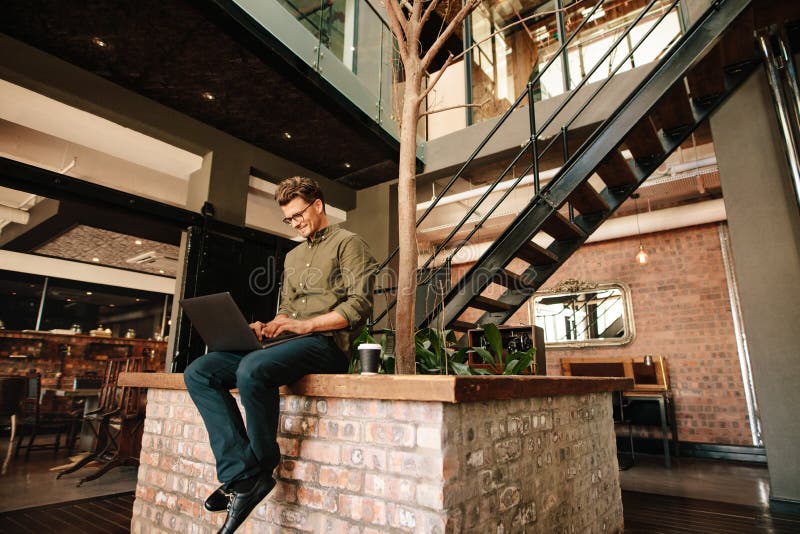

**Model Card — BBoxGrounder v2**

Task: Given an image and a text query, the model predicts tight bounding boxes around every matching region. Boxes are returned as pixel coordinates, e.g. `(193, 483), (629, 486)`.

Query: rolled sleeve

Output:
(276, 268), (292, 317)
(332, 235), (377, 328)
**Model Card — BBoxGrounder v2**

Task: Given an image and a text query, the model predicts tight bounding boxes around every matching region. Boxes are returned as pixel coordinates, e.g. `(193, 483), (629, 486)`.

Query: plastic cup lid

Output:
(357, 343), (382, 350)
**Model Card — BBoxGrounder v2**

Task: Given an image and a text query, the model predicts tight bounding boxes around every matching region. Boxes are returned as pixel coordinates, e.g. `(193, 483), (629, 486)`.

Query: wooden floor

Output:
(0, 492), (134, 534)
(1, 490), (798, 533)
(623, 491), (800, 534)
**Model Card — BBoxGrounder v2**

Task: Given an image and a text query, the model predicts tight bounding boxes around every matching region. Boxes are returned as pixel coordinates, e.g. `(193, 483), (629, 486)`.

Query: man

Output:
(184, 176), (377, 533)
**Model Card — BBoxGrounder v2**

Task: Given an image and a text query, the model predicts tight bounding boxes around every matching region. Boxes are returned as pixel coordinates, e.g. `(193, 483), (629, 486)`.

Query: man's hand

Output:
(250, 316), (313, 340)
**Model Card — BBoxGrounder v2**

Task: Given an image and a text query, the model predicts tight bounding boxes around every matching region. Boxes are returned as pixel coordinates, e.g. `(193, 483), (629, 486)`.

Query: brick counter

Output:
(120, 373), (632, 533)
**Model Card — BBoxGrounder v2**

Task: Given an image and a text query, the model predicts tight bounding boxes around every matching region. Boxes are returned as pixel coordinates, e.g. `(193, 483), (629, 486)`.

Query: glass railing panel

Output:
(353, 0), (383, 97)
(275, 0), (326, 54)
(469, 0), (557, 123)
(469, 0), (684, 125)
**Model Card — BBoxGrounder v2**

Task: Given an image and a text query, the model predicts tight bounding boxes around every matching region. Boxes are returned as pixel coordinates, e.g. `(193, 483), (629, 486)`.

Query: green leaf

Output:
(381, 354), (395, 374)
(450, 361), (472, 375)
(482, 324), (504, 363)
(471, 368), (493, 375)
(473, 347), (496, 366)
(510, 351), (534, 375)
(503, 359), (520, 375)
(452, 347), (469, 364)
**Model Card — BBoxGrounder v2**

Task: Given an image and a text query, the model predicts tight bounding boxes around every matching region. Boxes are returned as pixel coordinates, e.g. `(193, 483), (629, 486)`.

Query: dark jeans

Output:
(183, 334), (348, 484)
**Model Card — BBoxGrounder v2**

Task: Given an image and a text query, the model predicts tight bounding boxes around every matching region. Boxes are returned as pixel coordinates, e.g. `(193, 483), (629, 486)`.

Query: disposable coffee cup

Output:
(358, 343), (382, 375)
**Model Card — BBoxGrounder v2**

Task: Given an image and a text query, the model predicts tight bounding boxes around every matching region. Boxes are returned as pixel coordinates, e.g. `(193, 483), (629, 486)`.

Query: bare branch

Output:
(420, 0), (480, 71)
(419, 99), (488, 117)
(411, 0), (423, 28)
(417, 52), (455, 105)
(450, 8), (564, 65)
(385, 0), (409, 62)
(419, 0), (441, 29)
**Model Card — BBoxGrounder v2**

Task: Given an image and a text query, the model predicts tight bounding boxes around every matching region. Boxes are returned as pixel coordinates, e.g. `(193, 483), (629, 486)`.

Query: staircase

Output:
(373, 0), (767, 334)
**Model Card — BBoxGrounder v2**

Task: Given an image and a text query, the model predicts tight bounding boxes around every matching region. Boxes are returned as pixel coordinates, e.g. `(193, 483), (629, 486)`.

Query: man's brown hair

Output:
(275, 176), (325, 209)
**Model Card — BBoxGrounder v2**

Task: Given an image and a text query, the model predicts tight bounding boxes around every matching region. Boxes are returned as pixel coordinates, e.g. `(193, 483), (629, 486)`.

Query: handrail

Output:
(373, 0), (607, 274)
(535, 0), (680, 166)
(371, 0), (682, 326)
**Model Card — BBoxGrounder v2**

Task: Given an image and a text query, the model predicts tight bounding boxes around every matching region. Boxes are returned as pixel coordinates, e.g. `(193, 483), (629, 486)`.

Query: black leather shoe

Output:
(205, 484), (231, 513)
(217, 476), (276, 533)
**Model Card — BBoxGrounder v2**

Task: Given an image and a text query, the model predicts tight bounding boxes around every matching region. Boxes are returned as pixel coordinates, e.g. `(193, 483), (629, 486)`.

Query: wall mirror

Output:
(528, 279), (635, 348)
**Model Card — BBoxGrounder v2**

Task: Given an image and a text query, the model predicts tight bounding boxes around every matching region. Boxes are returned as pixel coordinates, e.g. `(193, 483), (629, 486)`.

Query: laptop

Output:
(180, 292), (308, 352)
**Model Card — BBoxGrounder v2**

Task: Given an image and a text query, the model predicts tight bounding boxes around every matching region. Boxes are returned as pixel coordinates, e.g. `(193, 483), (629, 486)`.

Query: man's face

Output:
(281, 196), (325, 238)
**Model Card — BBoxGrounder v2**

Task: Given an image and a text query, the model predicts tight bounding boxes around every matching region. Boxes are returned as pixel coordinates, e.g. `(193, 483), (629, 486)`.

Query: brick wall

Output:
(132, 388), (623, 533)
(452, 222), (750, 446)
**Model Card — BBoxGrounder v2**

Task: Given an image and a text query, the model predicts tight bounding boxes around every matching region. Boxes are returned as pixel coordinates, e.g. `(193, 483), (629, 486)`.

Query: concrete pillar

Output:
(187, 150), (250, 226)
(711, 69), (800, 511)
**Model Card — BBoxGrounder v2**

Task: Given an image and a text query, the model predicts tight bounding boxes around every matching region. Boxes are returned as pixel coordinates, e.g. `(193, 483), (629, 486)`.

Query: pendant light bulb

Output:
(636, 243), (648, 265)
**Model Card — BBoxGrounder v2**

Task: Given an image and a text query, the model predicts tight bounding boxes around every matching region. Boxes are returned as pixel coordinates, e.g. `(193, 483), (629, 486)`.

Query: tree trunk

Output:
(394, 67), (422, 375)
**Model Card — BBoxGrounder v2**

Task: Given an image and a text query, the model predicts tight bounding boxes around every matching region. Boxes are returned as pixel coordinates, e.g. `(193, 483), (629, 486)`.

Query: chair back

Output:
(0, 375), (27, 418)
(18, 373), (42, 421)
(97, 357), (145, 417)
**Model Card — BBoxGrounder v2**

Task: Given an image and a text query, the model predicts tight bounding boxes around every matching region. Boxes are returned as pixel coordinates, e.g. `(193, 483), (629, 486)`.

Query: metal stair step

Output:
(450, 320), (477, 331)
(651, 82), (695, 134)
(721, 6), (756, 67)
(471, 295), (514, 313)
(494, 268), (536, 291)
(516, 241), (558, 267)
(594, 150), (638, 188)
(568, 181), (609, 216)
(625, 118), (664, 164)
(686, 47), (725, 103)
(541, 211), (587, 241)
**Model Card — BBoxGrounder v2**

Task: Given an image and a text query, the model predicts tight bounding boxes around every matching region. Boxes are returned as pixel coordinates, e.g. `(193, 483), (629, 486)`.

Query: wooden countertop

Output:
(119, 372), (633, 403)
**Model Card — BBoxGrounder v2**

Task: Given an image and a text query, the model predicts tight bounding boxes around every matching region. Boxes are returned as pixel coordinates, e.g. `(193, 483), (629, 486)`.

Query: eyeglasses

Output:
(281, 201), (315, 225)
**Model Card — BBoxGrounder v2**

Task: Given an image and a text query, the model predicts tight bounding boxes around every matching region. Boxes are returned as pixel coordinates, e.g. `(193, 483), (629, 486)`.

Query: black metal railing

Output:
(371, 0), (683, 326)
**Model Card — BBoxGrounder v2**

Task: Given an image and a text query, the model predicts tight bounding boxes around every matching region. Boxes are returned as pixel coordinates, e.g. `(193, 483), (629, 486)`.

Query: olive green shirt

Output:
(277, 224), (377, 356)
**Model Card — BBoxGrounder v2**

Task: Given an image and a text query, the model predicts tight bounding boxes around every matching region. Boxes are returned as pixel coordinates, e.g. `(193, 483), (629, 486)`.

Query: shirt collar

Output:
(307, 224), (338, 244)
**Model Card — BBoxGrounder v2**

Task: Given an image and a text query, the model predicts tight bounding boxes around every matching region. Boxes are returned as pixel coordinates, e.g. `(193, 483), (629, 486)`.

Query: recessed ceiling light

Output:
(86, 291), (93, 296)
(109, 304), (116, 307)
(201, 91), (215, 101)
(92, 257), (100, 262)
(66, 298), (71, 302)
(158, 269), (165, 274)
(135, 298), (141, 302)
(91, 37), (108, 48)
(12, 291), (17, 296)
(282, 132), (292, 139)
(344, 162), (352, 169)
(135, 239), (142, 245)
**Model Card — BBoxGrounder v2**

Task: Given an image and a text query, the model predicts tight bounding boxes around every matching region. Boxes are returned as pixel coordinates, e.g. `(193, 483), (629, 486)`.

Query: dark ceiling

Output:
(0, 0), (409, 189)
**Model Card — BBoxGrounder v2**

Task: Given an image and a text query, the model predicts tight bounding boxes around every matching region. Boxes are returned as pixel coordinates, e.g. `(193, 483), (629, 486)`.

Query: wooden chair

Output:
(56, 357), (146, 485)
(14, 373), (83, 460)
(1, 374), (27, 475)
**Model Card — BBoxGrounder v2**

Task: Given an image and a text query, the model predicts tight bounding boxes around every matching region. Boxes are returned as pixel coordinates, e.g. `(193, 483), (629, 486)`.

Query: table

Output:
(623, 390), (679, 468)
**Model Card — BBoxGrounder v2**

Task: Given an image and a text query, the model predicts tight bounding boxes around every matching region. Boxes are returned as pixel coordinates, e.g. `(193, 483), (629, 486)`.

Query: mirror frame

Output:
(527, 279), (636, 349)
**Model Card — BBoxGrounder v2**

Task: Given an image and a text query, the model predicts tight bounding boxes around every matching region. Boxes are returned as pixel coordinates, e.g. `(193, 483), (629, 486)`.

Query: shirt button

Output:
(306, 263), (310, 267)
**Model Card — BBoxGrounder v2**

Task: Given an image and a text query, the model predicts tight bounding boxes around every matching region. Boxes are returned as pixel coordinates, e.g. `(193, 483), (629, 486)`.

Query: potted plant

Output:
(469, 323), (536, 375)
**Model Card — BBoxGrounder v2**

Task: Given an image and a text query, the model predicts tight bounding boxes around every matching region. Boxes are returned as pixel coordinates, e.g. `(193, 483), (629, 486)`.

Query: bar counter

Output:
(121, 372), (632, 533)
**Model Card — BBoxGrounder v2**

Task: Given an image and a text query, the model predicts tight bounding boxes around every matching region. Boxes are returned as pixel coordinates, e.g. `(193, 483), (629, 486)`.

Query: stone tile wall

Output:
(132, 388), (623, 533)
